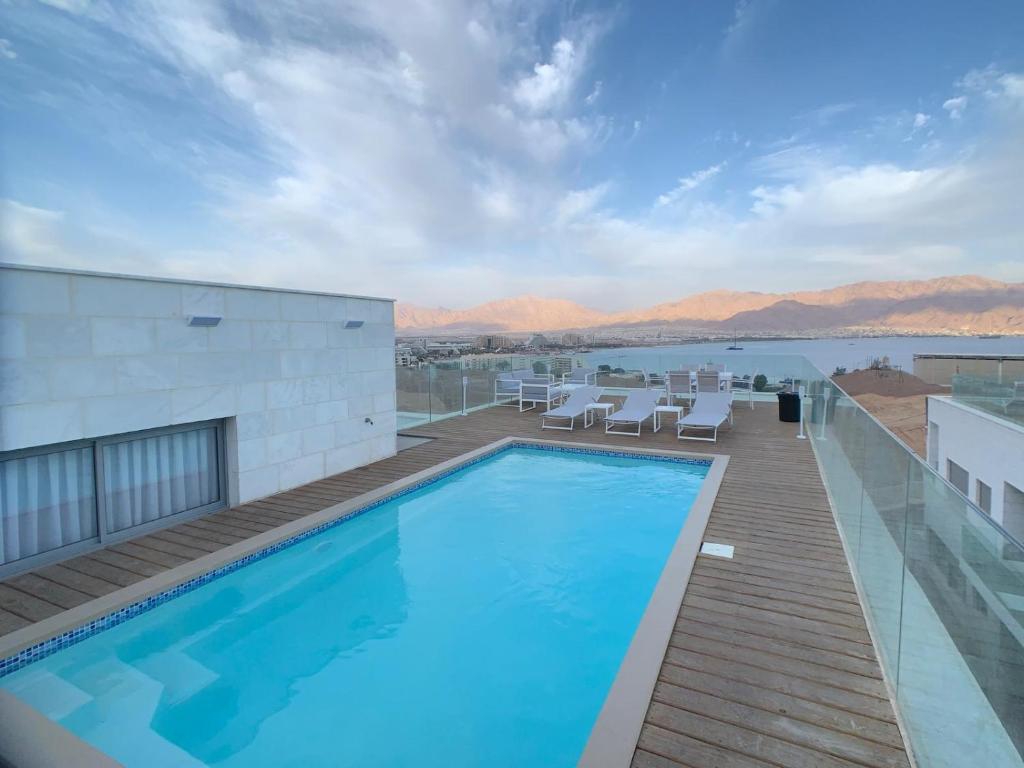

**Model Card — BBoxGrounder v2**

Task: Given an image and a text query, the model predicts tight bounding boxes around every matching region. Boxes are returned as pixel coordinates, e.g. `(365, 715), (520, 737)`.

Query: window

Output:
(1005, 483), (1024, 543)
(0, 421), (224, 571)
(947, 459), (969, 496)
(976, 480), (992, 515)
(100, 424), (223, 533)
(1, 443), (97, 565)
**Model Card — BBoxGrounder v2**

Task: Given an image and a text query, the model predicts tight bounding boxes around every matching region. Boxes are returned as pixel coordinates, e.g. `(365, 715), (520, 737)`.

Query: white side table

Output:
(654, 404), (685, 433)
(585, 402), (614, 429)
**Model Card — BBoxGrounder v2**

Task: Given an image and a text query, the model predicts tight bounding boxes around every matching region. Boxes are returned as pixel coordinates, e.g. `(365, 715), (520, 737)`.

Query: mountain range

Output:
(395, 275), (1024, 336)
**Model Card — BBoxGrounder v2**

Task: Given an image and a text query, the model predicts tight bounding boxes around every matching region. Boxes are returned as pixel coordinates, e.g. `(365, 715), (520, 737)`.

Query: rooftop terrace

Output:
(2, 360), (1023, 767)
(0, 401), (910, 768)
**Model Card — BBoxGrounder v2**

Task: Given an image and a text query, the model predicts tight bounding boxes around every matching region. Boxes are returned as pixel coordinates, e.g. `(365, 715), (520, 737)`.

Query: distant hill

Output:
(395, 275), (1024, 335)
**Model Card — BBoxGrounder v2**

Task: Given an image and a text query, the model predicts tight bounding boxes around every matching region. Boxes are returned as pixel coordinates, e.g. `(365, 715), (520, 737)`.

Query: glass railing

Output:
(952, 374), (1024, 429)
(398, 352), (820, 427)
(806, 368), (1024, 768)
(397, 351), (1024, 766)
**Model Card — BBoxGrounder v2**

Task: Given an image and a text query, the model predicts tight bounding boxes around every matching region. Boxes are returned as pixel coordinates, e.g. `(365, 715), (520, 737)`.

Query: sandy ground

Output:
(831, 369), (944, 458)
(833, 368), (945, 397)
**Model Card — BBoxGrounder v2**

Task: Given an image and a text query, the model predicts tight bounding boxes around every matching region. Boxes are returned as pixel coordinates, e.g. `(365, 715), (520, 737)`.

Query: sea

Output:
(581, 336), (1024, 377)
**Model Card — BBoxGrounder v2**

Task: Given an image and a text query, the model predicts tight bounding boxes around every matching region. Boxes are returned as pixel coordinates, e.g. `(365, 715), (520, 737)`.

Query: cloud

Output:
(555, 184), (610, 226)
(0, 38), (15, 60)
(513, 39), (580, 113)
(656, 164), (725, 207)
(942, 96), (967, 119)
(4, 8), (1023, 310)
(0, 1), (618, 305)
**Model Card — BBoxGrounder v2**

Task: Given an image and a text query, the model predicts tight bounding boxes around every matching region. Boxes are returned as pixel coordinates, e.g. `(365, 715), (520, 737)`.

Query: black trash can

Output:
(777, 391), (801, 422)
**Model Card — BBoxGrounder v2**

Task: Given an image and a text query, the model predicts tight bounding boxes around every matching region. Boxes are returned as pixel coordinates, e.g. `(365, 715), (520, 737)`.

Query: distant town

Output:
(393, 328), (1006, 370)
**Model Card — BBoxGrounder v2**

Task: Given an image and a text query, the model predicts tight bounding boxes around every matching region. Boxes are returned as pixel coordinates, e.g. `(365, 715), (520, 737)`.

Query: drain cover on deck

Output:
(700, 542), (734, 558)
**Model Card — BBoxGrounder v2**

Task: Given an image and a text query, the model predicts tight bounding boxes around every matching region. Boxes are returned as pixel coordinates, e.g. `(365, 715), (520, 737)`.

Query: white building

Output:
(0, 264), (396, 576)
(926, 395), (1024, 541)
(395, 345), (416, 366)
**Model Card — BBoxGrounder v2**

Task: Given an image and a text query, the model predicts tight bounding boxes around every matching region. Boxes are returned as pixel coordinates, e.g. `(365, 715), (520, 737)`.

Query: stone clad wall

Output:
(0, 264), (396, 503)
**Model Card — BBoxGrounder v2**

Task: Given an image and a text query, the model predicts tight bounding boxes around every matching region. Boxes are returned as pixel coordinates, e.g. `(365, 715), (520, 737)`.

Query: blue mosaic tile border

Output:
(0, 442), (711, 678)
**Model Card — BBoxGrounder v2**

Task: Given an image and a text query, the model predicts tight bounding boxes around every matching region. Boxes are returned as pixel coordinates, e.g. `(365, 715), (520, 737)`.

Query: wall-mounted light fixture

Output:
(344, 320), (364, 329)
(187, 316), (222, 327)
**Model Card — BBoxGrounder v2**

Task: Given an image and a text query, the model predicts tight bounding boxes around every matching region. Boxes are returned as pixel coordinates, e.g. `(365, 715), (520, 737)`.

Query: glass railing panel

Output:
(951, 374), (1024, 429)
(395, 366), (431, 429)
(854, 413), (910, 677)
(813, 382), (866, 557)
(427, 366), (464, 422)
(465, 369), (499, 412)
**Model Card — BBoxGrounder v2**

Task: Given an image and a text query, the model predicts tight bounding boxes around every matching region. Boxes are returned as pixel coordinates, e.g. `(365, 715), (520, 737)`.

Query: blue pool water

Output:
(0, 447), (708, 767)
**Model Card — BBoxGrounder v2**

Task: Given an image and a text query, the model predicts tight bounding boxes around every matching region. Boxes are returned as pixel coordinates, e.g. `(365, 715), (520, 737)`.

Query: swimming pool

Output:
(0, 444), (712, 767)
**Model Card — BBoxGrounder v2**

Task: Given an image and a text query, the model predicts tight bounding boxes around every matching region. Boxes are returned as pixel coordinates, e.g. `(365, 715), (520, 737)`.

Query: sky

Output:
(1, 0), (1023, 310)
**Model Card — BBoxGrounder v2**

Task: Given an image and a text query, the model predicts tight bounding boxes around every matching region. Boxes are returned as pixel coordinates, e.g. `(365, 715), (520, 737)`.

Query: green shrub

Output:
(753, 373), (768, 392)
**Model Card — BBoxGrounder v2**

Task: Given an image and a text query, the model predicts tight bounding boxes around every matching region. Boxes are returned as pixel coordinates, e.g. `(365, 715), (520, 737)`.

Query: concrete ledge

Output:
(0, 691), (122, 768)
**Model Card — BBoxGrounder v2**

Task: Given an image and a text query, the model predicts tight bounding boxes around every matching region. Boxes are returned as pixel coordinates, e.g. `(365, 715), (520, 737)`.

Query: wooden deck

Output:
(0, 402), (909, 768)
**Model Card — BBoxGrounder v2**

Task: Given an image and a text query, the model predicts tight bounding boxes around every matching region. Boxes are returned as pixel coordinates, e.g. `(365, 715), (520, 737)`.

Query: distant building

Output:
(926, 391), (1024, 541)
(561, 332), (586, 346)
(461, 353), (529, 370)
(395, 346), (415, 366)
(526, 334), (551, 348)
(548, 356), (575, 378)
(475, 334), (516, 350)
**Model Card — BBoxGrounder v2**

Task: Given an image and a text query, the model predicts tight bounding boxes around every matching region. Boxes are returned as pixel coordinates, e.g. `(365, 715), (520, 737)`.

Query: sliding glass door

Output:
(100, 424), (222, 534)
(0, 443), (97, 566)
(0, 420), (225, 574)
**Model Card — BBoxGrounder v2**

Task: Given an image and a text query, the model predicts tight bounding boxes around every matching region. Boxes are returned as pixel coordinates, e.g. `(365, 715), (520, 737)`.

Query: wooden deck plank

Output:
(33, 564), (122, 599)
(0, 402), (908, 768)
(61, 555), (148, 589)
(0, 608), (30, 635)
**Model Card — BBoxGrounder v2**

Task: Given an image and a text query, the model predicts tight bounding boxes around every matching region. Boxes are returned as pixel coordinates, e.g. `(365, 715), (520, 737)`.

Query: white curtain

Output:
(0, 447), (96, 565)
(102, 426), (220, 533)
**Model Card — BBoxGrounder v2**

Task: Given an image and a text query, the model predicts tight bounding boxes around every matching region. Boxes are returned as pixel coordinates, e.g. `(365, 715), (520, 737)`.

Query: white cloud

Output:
(4, 10), (1023, 310)
(656, 163), (725, 207)
(555, 184), (610, 226)
(0, 38), (16, 60)
(585, 80), (602, 105)
(913, 112), (930, 128)
(513, 39), (580, 113)
(943, 96), (967, 119)
(6, 1), (613, 305)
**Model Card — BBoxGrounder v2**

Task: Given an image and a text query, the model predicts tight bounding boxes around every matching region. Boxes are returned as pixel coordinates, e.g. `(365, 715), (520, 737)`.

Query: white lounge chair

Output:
(541, 386), (602, 431)
(519, 376), (563, 412)
(677, 392), (733, 442)
(604, 389), (661, 436)
(695, 371), (721, 393)
(667, 370), (693, 408)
